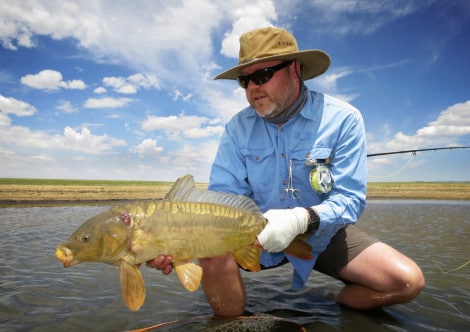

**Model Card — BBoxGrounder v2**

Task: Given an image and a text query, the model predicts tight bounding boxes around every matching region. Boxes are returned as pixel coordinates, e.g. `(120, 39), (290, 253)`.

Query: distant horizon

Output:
(1, 177), (469, 184)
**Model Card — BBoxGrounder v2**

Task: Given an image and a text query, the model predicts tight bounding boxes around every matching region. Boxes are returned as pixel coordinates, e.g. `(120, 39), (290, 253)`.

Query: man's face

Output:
(240, 60), (300, 120)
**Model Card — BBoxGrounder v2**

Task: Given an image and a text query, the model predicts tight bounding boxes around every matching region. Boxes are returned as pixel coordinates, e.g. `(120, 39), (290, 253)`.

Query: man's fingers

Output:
(146, 255), (173, 270)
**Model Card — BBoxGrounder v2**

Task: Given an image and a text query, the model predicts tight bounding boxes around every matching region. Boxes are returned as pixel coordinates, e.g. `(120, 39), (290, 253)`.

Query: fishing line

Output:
(369, 153), (416, 179)
(433, 258), (469, 273)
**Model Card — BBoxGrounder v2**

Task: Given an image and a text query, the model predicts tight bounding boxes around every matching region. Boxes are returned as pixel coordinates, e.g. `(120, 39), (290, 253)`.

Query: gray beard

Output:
(262, 84), (307, 124)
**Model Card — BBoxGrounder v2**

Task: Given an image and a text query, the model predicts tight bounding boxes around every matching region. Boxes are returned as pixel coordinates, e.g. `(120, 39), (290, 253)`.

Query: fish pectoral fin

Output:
(119, 262), (146, 311)
(283, 235), (313, 260)
(173, 261), (203, 292)
(231, 246), (262, 272)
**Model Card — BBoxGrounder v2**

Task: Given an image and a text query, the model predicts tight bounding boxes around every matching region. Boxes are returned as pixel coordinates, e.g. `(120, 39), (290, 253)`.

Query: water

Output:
(0, 200), (468, 331)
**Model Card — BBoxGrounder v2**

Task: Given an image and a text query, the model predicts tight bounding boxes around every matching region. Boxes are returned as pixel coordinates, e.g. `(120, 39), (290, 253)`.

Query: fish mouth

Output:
(55, 245), (78, 267)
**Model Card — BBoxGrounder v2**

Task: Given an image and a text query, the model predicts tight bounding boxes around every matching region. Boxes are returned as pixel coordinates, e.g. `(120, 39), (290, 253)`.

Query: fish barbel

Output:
(55, 174), (312, 311)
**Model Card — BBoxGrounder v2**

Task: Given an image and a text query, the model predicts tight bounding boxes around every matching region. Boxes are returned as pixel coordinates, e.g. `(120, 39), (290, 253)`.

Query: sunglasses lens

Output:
(237, 76), (249, 88)
(237, 69), (273, 89)
(250, 70), (273, 85)
(237, 61), (291, 89)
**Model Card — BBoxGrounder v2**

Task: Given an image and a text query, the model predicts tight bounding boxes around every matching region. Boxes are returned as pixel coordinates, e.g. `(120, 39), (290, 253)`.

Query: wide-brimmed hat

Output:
(214, 27), (330, 81)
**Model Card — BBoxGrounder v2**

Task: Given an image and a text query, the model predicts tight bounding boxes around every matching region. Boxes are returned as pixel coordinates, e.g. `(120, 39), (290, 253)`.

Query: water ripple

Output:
(0, 202), (469, 331)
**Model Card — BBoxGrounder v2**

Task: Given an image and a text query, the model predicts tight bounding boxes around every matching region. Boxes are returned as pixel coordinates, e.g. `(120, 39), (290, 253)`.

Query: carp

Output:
(55, 174), (312, 310)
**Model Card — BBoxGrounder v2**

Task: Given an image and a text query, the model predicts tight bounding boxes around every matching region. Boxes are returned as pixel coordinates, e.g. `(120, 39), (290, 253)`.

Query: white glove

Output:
(257, 207), (308, 253)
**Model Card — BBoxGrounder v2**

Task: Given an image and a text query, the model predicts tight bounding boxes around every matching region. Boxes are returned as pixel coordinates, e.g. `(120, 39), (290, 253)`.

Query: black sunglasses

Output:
(237, 61), (292, 89)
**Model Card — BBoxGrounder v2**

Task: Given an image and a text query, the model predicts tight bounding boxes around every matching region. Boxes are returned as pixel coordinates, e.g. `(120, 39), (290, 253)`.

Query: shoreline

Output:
(1, 181), (469, 208)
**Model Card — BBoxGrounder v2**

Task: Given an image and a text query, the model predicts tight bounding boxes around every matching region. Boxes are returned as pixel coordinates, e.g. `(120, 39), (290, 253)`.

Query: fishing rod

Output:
(367, 146), (470, 157)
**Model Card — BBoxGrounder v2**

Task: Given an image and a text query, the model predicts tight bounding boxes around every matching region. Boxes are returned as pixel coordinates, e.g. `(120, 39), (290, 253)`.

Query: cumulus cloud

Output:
(130, 139), (164, 159)
(0, 95), (37, 116)
(94, 87), (107, 94)
(60, 126), (126, 153)
(102, 73), (160, 94)
(56, 100), (77, 113)
(20, 70), (86, 91)
(84, 97), (133, 109)
(141, 113), (224, 139)
(0, 123), (126, 154)
(220, 1), (277, 58)
(378, 100), (470, 151)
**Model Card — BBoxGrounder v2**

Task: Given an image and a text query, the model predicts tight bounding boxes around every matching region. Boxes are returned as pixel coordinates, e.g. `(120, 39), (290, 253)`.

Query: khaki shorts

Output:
(314, 224), (380, 280)
(258, 224), (379, 281)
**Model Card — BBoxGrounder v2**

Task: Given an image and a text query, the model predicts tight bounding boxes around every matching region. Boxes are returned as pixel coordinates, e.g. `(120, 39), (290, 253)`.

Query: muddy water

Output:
(0, 200), (468, 331)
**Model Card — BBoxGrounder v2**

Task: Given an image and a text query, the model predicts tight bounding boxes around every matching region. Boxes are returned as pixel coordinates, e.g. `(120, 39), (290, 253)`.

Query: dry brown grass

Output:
(367, 182), (470, 200)
(0, 180), (468, 208)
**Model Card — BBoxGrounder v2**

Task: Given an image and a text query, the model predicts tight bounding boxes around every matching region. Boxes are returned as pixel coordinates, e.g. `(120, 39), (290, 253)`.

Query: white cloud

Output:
(84, 97), (133, 109)
(20, 69), (86, 91)
(61, 126), (126, 153)
(141, 113), (224, 139)
(306, 67), (359, 102)
(220, 1), (277, 58)
(372, 100), (470, 152)
(102, 73), (160, 94)
(56, 100), (77, 113)
(94, 87), (107, 94)
(0, 95), (37, 116)
(0, 112), (12, 127)
(0, 123), (126, 154)
(280, 0), (428, 35)
(130, 139), (164, 159)
(428, 101), (470, 127)
(170, 89), (193, 102)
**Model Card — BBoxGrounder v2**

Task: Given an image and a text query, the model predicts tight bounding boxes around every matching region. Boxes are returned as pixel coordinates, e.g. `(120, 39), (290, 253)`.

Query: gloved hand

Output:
(257, 207), (308, 253)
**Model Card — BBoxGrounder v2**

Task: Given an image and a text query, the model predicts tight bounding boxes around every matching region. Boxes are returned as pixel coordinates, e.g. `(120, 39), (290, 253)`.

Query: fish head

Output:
(56, 207), (135, 267)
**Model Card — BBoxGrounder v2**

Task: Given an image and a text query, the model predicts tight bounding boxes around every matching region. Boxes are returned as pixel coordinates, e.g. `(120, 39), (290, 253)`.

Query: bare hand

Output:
(146, 255), (173, 275)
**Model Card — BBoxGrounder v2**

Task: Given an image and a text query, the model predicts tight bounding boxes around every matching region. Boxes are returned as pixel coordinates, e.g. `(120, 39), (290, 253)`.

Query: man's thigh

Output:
(314, 225), (379, 281)
(338, 241), (421, 289)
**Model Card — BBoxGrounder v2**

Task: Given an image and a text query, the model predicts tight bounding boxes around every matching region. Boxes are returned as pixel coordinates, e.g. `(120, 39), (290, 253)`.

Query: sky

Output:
(0, 0), (469, 183)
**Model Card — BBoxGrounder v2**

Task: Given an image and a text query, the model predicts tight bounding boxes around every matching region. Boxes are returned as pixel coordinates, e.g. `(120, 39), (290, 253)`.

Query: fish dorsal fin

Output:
(165, 174), (260, 213)
(119, 262), (146, 310)
(231, 246), (262, 272)
(173, 261), (203, 292)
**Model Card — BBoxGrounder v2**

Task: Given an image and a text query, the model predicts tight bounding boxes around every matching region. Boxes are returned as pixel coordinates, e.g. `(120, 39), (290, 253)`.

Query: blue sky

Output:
(0, 0), (469, 182)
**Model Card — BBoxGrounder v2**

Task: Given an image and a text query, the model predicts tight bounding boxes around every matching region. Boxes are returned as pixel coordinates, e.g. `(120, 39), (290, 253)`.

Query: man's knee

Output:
(396, 261), (425, 301)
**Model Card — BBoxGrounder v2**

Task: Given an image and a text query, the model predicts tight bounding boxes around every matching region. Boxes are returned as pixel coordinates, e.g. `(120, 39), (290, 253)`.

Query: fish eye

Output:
(82, 234), (91, 243)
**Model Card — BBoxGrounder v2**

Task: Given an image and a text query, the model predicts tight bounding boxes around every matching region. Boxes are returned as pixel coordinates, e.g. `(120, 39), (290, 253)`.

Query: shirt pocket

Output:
(306, 147), (333, 164)
(240, 147), (276, 195)
(290, 147), (333, 198)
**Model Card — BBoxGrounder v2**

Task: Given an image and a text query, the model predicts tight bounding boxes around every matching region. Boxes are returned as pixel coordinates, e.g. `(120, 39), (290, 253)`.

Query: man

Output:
(148, 27), (425, 316)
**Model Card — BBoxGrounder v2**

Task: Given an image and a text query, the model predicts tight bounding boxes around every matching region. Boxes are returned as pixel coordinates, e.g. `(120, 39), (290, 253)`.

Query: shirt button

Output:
(280, 153), (285, 158)
(254, 155), (259, 161)
(282, 180), (287, 185)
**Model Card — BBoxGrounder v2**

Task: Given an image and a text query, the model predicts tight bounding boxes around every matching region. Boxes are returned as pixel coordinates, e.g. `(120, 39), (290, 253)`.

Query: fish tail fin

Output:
(283, 235), (313, 260)
(119, 262), (146, 310)
(231, 246), (262, 272)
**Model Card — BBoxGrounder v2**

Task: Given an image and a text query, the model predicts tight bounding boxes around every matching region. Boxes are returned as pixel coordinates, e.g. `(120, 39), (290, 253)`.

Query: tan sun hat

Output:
(214, 27), (330, 81)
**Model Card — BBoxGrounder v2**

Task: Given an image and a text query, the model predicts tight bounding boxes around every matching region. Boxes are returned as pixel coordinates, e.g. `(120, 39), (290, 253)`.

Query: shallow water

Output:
(0, 200), (468, 331)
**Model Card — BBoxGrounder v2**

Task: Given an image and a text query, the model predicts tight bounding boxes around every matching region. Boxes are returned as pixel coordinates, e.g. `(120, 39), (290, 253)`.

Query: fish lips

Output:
(55, 245), (79, 268)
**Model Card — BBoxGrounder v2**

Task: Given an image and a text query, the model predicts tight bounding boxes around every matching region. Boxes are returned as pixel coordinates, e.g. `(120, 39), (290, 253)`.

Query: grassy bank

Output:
(366, 182), (470, 200)
(0, 178), (469, 208)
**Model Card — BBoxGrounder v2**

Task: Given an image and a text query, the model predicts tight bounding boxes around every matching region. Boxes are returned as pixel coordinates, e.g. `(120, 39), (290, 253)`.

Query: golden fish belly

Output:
(130, 200), (266, 262)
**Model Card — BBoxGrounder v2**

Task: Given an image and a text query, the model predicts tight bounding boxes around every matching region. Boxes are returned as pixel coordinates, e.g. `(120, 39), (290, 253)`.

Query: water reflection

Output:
(0, 201), (468, 331)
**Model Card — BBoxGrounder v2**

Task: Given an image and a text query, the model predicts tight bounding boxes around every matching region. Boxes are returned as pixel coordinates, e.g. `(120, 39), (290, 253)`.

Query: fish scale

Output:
(55, 174), (312, 310)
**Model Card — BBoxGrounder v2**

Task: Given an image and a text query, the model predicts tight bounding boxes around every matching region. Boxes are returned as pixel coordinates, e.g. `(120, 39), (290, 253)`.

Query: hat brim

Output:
(214, 49), (330, 81)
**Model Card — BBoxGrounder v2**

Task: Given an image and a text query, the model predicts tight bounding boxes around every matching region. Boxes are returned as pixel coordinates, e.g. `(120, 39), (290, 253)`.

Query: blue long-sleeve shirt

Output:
(209, 90), (367, 287)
